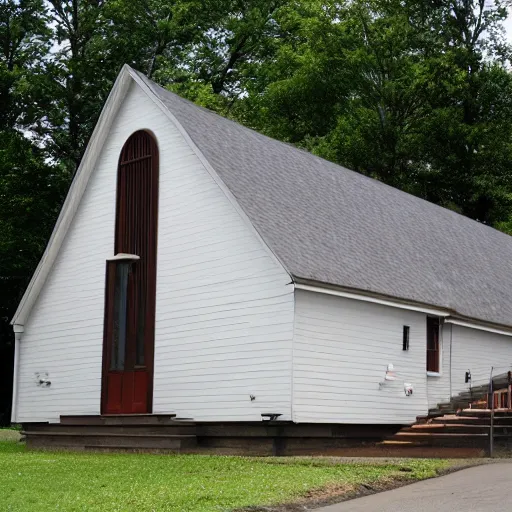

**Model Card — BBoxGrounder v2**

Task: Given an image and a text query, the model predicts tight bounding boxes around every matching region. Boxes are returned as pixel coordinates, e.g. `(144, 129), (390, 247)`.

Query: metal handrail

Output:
(489, 366), (494, 457)
(487, 367), (512, 457)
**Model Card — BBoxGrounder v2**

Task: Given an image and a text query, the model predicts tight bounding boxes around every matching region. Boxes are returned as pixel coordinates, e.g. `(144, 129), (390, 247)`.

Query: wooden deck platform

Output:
(22, 416), (404, 456)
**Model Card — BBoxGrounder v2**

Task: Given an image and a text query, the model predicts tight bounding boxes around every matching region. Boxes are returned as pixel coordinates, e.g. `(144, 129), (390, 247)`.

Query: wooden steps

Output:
(26, 424), (197, 435)
(391, 410), (512, 454)
(24, 432), (197, 450)
(390, 432), (488, 447)
(60, 414), (180, 425)
(23, 414), (197, 453)
(23, 412), (512, 457)
(429, 414), (510, 425)
(401, 424), (491, 434)
(22, 419), (404, 456)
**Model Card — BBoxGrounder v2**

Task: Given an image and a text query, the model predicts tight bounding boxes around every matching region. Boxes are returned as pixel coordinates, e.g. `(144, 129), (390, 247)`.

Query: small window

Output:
(110, 262), (131, 371)
(426, 317), (440, 373)
(403, 326), (410, 351)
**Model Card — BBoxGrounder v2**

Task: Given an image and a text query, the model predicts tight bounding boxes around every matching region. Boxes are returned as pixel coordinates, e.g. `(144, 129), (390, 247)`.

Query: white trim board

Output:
(294, 283), (450, 317)
(444, 318), (512, 337)
(296, 283), (512, 337)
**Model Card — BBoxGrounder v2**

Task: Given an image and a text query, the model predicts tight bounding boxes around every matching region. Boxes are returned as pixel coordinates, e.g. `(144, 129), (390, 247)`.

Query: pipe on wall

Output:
(11, 325), (23, 424)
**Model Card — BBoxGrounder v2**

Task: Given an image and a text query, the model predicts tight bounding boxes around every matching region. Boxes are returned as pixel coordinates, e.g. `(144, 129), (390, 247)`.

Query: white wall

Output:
(423, 323), (512, 410)
(450, 325), (512, 396)
(292, 290), (429, 424)
(16, 82), (294, 423)
(150, 93), (294, 422)
(16, 110), (120, 422)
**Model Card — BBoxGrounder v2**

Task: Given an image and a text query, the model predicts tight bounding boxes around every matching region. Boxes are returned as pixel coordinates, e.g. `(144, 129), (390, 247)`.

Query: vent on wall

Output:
(403, 326), (410, 351)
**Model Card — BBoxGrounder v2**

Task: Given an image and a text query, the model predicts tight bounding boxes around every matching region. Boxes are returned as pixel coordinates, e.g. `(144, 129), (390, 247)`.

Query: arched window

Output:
(102, 130), (159, 414)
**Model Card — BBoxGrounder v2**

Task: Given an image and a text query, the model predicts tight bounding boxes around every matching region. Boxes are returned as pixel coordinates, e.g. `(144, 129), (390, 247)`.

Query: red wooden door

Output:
(101, 131), (158, 414)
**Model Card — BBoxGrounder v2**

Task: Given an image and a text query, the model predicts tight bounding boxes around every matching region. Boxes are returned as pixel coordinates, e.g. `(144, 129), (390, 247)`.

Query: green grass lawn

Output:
(0, 438), (452, 512)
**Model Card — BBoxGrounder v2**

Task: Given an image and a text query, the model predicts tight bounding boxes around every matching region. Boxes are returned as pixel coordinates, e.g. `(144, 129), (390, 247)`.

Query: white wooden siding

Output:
(424, 323), (512, 410)
(450, 325), (512, 395)
(16, 82), (294, 423)
(16, 127), (118, 422)
(292, 290), (428, 424)
(151, 88), (294, 421)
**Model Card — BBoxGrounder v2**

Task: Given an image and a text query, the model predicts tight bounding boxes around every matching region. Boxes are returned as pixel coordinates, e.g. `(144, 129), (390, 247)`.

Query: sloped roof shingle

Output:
(137, 70), (512, 328)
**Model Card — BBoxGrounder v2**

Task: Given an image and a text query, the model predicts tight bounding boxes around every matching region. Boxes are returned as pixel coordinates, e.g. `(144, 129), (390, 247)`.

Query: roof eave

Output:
(294, 277), (512, 335)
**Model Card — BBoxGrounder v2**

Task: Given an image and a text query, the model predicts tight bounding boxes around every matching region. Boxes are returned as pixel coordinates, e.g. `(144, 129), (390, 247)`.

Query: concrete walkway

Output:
(320, 463), (512, 512)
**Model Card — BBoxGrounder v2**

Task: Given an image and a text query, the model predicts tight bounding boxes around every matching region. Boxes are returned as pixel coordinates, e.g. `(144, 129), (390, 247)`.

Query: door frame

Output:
(100, 130), (159, 415)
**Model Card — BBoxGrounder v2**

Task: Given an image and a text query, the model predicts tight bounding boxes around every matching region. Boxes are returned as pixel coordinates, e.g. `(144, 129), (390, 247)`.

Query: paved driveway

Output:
(319, 463), (512, 512)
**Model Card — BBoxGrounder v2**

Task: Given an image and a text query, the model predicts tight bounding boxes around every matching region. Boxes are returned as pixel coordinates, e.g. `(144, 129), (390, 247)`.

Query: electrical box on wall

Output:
(404, 383), (413, 396)
(35, 372), (51, 387)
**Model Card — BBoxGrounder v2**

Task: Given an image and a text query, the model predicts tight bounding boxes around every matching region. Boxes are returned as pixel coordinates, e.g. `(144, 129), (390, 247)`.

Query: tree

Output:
(152, 0), (297, 112)
(0, 0), (66, 425)
(0, 0), (50, 131)
(233, 0), (512, 226)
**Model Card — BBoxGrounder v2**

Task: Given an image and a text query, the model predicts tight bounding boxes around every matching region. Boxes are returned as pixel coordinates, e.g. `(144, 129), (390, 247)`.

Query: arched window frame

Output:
(101, 130), (159, 414)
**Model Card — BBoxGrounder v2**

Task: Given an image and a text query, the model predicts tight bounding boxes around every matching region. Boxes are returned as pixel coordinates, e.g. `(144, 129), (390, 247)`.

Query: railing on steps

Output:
(432, 367), (512, 458)
(487, 367), (512, 457)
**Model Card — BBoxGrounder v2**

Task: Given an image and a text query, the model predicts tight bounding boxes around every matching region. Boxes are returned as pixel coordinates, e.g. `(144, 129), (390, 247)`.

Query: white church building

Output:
(11, 65), (512, 429)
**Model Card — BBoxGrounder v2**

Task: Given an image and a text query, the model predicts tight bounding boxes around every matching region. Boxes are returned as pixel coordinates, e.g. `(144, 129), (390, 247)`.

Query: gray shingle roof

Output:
(138, 70), (512, 328)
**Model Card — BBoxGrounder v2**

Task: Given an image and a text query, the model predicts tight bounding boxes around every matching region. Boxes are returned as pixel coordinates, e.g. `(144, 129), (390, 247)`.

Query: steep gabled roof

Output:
(13, 65), (512, 330)
(136, 70), (512, 328)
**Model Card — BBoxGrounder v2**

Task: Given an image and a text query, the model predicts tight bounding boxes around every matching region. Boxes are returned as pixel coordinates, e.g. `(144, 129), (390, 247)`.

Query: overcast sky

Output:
(505, 9), (512, 39)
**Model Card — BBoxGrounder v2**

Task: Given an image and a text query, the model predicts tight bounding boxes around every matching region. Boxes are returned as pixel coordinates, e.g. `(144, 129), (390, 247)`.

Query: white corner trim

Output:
(11, 329), (23, 423)
(11, 65), (134, 327)
(129, 69), (291, 279)
(295, 283), (451, 317)
(444, 318), (512, 337)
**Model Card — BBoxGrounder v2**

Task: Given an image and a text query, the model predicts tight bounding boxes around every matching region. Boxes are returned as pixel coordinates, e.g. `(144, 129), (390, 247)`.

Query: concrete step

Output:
(27, 423), (197, 435)
(59, 414), (180, 426)
(24, 430), (197, 451)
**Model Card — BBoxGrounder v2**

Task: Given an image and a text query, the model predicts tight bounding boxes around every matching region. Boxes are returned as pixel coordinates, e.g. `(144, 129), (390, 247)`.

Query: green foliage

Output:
(232, 0), (512, 226)
(0, 440), (451, 511)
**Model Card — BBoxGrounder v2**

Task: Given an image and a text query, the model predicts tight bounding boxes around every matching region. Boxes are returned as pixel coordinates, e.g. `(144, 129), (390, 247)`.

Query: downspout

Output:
(11, 324), (24, 424)
(449, 323), (453, 400)
(290, 279), (296, 423)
